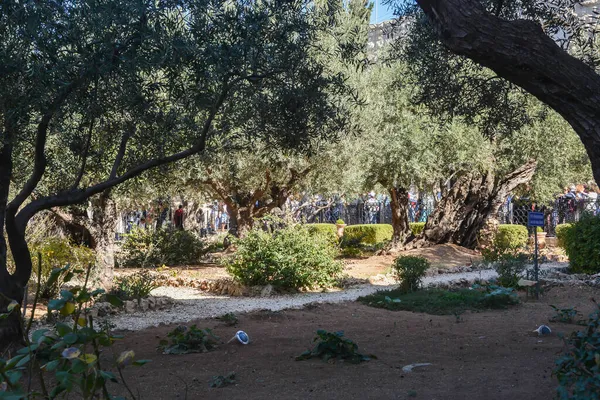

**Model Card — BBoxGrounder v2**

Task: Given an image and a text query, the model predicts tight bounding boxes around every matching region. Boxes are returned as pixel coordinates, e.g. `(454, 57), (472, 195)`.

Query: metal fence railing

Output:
(291, 198), (435, 225)
(497, 198), (600, 236)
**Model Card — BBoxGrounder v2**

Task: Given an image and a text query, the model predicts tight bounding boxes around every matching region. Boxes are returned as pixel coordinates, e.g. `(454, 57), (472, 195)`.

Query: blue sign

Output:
(528, 212), (545, 227)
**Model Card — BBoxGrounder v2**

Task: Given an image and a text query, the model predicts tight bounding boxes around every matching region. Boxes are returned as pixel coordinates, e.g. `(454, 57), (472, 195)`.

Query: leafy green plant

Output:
(209, 372), (236, 388)
(479, 285), (520, 308)
(493, 253), (529, 288)
(343, 224), (393, 245)
(481, 224), (528, 262)
(409, 222), (425, 236)
(550, 305), (583, 324)
(109, 270), (159, 302)
(561, 214), (600, 273)
(335, 219), (345, 225)
(359, 285), (518, 315)
(295, 330), (375, 363)
(0, 265), (147, 399)
(158, 325), (219, 354)
(225, 224), (343, 290)
(554, 300), (600, 399)
(393, 255), (430, 292)
(340, 246), (363, 258)
(216, 312), (238, 326)
(30, 237), (95, 299)
(119, 228), (205, 268)
(555, 223), (573, 248)
(306, 223), (339, 246)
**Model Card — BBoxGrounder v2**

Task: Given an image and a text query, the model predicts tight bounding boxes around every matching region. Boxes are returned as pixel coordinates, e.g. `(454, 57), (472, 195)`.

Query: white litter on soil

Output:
(110, 262), (568, 332)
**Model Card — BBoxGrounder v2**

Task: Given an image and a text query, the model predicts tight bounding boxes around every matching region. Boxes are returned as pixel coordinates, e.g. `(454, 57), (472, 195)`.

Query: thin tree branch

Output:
(71, 117), (95, 190)
(110, 126), (134, 180)
(15, 78), (234, 227)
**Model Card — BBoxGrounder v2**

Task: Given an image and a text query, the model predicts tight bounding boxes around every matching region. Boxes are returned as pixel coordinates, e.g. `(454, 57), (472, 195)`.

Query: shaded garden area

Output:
(3, 0), (600, 399)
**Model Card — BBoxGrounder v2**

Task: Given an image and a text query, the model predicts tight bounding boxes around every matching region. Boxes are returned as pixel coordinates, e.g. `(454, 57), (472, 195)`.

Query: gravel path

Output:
(110, 262), (568, 331)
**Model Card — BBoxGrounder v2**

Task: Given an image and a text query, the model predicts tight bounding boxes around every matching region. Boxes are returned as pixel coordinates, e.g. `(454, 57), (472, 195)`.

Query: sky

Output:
(369, 0), (396, 24)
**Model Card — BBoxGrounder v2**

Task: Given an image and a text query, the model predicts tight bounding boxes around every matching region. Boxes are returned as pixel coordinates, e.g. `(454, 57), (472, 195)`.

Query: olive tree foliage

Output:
(386, 0), (600, 185)
(163, 0), (373, 235)
(389, 0), (600, 138)
(338, 63), (490, 242)
(497, 111), (593, 202)
(0, 0), (353, 338)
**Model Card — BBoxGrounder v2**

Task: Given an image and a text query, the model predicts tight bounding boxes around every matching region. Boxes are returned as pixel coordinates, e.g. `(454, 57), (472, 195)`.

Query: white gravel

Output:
(109, 262), (569, 332)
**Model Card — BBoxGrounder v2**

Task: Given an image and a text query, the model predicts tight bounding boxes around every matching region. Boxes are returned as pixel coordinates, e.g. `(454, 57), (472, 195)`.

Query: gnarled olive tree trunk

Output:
(419, 161), (536, 249)
(50, 191), (117, 287)
(389, 186), (411, 244)
(87, 191), (117, 287)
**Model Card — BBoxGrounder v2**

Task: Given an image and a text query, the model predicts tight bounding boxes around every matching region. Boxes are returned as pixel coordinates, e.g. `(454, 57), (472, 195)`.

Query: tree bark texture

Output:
(389, 187), (411, 243)
(87, 192), (117, 287)
(203, 168), (306, 238)
(49, 192), (117, 287)
(415, 0), (600, 184)
(420, 161), (537, 248)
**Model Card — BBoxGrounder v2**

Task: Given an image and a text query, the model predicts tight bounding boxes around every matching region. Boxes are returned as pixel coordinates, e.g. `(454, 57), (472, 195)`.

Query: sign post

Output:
(527, 211), (544, 299)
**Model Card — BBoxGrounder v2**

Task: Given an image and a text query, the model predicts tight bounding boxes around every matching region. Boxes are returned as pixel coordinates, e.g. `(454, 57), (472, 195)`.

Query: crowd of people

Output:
(117, 182), (599, 238)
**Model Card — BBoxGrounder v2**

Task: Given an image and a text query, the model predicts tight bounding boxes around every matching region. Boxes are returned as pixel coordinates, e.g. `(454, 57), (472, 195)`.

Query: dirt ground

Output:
(107, 285), (599, 400)
(399, 244), (481, 268)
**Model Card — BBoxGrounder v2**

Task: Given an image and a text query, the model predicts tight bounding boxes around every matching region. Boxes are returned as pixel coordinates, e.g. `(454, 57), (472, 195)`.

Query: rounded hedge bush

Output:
(393, 255), (430, 292)
(555, 223), (573, 248)
(306, 223), (338, 245)
(409, 222), (426, 236)
(561, 215), (600, 274)
(119, 228), (205, 268)
(225, 224), (343, 289)
(343, 224), (393, 245)
(495, 224), (529, 252)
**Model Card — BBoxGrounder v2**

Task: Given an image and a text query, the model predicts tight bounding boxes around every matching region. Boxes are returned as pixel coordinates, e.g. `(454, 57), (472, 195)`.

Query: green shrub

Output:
(158, 325), (219, 354)
(493, 253), (529, 288)
(110, 270), (159, 301)
(30, 237), (95, 299)
(554, 300), (600, 399)
(562, 214), (600, 273)
(496, 224), (528, 251)
(336, 219), (345, 225)
(409, 222), (425, 236)
(119, 228), (205, 268)
(555, 223), (573, 248)
(343, 224), (393, 245)
(482, 224), (529, 261)
(0, 266), (147, 399)
(306, 223), (338, 245)
(393, 255), (430, 292)
(295, 330), (375, 363)
(225, 224), (343, 289)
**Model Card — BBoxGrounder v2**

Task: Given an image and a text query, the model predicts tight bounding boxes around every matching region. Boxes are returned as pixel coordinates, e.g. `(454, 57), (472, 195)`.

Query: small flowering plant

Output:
(0, 264), (149, 399)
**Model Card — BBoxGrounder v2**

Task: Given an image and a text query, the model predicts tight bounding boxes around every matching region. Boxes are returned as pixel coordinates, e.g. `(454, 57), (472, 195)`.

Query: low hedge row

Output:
(307, 222), (426, 246)
(344, 224), (393, 245)
(306, 223), (338, 245)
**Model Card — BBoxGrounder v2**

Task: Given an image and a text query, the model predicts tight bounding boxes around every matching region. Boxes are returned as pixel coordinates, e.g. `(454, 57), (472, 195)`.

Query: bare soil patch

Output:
(108, 285), (599, 400)
(400, 243), (481, 269)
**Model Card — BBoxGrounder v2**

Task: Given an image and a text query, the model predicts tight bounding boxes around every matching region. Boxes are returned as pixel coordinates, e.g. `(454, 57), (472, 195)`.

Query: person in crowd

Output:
(365, 191), (379, 224)
(588, 183), (599, 201)
(174, 204), (184, 230)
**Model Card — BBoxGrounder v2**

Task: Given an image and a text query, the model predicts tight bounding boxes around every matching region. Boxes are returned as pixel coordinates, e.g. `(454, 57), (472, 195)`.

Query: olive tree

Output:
(0, 0), (351, 345)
